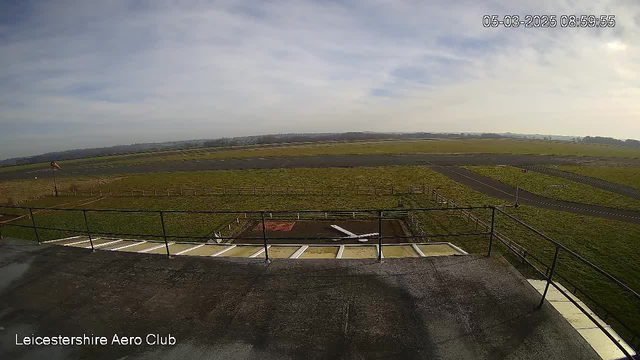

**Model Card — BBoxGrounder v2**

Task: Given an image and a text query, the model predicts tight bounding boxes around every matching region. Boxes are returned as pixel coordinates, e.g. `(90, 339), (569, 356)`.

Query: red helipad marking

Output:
(255, 221), (296, 232)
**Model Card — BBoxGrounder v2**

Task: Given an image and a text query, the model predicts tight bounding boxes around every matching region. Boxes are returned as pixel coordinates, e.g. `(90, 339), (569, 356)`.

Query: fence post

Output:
(159, 211), (171, 258)
(377, 210), (383, 262)
(488, 207), (496, 256)
(261, 212), (270, 263)
(538, 246), (560, 308)
(29, 208), (41, 245)
(82, 210), (95, 251)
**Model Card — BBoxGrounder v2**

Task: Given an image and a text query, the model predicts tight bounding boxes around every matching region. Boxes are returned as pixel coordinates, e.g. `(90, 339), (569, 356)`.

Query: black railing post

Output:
(487, 207), (496, 256)
(538, 245), (560, 309)
(377, 210), (383, 262)
(29, 208), (41, 245)
(83, 210), (95, 251)
(159, 211), (171, 258)
(261, 212), (270, 263)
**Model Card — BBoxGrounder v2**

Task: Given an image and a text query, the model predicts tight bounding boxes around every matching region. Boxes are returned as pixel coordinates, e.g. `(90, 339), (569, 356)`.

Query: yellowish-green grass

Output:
(98, 166), (433, 192)
(107, 139), (640, 166)
(557, 165), (640, 191)
(465, 165), (640, 211)
(5, 138), (640, 175)
(1, 166), (639, 342)
(0, 176), (122, 205)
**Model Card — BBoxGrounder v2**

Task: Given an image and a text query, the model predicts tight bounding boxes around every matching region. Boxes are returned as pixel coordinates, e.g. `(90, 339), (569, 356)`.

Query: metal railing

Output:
(0, 200), (638, 358)
(54, 184), (432, 197)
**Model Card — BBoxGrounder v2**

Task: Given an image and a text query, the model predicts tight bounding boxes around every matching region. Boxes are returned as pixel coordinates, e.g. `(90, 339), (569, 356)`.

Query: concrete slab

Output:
(528, 279), (636, 359)
(417, 243), (460, 256)
(382, 245), (419, 258)
(300, 246), (339, 259)
(257, 246), (299, 259)
(341, 245), (377, 259)
(187, 244), (230, 256)
(117, 241), (162, 252)
(54, 236), (91, 245)
(100, 239), (141, 250)
(222, 245), (262, 257)
(0, 239), (600, 360)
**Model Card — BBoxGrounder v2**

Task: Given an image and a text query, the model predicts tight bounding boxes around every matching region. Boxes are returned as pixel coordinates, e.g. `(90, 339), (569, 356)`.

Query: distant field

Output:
(465, 165), (640, 211)
(1, 165), (639, 342)
(4, 138), (640, 174)
(558, 165), (640, 191)
(0, 176), (121, 205)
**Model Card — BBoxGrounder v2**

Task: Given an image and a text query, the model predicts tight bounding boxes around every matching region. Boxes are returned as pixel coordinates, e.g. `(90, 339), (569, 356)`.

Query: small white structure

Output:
(330, 225), (378, 243)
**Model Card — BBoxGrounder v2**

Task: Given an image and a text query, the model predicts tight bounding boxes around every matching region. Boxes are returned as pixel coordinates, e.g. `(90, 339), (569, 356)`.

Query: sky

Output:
(1, 0), (639, 159)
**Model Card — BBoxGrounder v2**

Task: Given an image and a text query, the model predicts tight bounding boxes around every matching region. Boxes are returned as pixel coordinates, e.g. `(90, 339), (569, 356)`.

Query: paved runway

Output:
(432, 166), (640, 224)
(4, 153), (640, 180)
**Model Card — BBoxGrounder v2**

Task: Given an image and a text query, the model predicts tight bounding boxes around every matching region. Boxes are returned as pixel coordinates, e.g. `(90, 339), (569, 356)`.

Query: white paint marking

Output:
(65, 239), (92, 246)
(139, 243), (173, 253)
(111, 241), (147, 251)
(249, 245), (270, 258)
(447, 243), (469, 255)
(337, 245), (345, 259)
(87, 239), (122, 249)
(176, 244), (205, 255)
(376, 245), (384, 259)
(290, 245), (308, 259)
(412, 244), (426, 257)
(211, 245), (236, 257)
(44, 235), (83, 243)
(331, 225), (356, 237)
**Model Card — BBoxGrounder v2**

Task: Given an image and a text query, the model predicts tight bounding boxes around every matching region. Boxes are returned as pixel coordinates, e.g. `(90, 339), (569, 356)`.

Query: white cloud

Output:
(1, 0), (639, 158)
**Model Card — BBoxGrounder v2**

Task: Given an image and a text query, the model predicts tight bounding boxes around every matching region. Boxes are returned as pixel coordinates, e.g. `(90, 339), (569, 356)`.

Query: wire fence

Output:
(55, 184), (432, 197)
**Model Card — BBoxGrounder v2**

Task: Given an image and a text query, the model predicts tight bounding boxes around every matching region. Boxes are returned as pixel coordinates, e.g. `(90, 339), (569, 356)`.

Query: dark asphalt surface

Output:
(524, 165), (640, 200)
(433, 166), (640, 224)
(0, 238), (598, 360)
(1, 153), (632, 181)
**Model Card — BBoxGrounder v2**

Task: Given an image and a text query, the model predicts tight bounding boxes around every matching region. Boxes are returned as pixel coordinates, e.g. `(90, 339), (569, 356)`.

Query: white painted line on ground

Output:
(412, 244), (426, 257)
(337, 245), (345, 259)
(249, 245), (270, 258)
(211, 245), (236, 257)
(448, 243), (469, 255)
(65, 239), (92, 246)
(175, 244), (205, 255)
(139, 243), (173, 253)
(87, 239), (122, 249)
(111, 241), (146, 251)
(376, 245), (384, 259)
(290, 245), (308, 259)
(331, 225), (356, 237)
(44, 235), (83, 243)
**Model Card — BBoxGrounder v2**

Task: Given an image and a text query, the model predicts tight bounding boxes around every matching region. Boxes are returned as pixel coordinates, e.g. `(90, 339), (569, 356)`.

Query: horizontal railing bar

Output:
(0, 205), (492, 214)
(495, 207), (640, 302)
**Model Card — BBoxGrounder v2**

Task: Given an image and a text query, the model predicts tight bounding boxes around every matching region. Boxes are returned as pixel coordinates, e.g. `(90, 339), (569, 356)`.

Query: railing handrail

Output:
(0, 204), (491, 214)
(494, 206), (640, 303)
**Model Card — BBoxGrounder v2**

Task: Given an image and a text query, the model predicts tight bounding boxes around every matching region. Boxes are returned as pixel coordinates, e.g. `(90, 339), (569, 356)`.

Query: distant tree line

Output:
(201, 132), (507, 148)
(7, 131), (638, 168)
(581, 136), (640, 148)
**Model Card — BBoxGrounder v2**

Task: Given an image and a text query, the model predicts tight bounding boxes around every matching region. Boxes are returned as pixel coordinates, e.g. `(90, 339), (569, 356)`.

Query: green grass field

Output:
(558, 165), (640, 191)
(4, 138), (640, 174)
(465, 165), (640, 211)
(1, 165), (639, 343)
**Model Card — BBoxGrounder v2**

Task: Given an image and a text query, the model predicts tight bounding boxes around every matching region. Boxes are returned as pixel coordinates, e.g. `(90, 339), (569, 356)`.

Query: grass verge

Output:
(465, 165), (640, 211)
